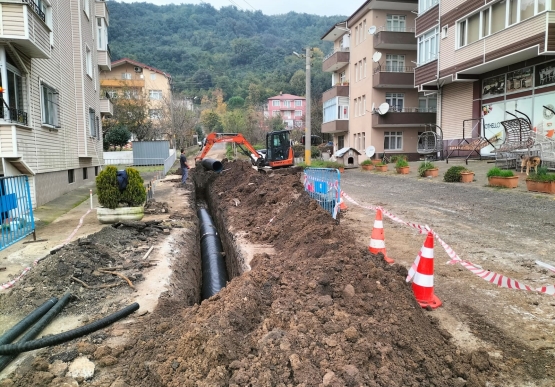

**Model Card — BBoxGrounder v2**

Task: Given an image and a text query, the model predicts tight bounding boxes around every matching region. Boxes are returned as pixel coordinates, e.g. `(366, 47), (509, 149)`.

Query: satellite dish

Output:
(368, 26), (377, 35)
(377, 102), (390, 115)
(372, 51), (382, 63)
(365, 146), (376, 158)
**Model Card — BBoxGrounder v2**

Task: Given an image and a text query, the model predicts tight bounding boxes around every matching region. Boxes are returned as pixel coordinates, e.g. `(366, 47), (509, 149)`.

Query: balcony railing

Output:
(324, 48), (350, 61)
(1, 107), (29, 126)
(22, 0), (46, 23)
(373, 66), (414, 74)
(383, 106), (437, 113)
(377, 26), (416, 33)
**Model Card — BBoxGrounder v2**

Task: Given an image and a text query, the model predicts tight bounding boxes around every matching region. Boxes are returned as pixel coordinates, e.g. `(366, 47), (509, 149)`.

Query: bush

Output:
(443, 166), (468, 182)
(360, 159), (372, 166)
(487, 167), (514, 178)
(390, 154), (407, 163)
(395, 158), (409, 168)
(96, 166), (146, 209)
(527, 166), (555, 182)
(418, 161), (436, 177)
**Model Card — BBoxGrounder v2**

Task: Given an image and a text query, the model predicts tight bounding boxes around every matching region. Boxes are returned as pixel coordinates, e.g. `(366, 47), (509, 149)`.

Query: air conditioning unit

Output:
(134, 66), (143, 73)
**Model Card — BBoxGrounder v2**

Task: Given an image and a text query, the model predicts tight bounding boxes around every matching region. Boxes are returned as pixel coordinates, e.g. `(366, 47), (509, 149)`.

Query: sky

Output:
(115, 0), (363, 17)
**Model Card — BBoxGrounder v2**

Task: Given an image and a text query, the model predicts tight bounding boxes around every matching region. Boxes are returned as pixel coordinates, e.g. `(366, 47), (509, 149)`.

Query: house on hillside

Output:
(0, 0), (109, 207)
(266, 93), (306, 129)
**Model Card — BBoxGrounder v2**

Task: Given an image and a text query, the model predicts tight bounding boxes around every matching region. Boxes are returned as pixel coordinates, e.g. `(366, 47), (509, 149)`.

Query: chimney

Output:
(280, 91), (282, 96)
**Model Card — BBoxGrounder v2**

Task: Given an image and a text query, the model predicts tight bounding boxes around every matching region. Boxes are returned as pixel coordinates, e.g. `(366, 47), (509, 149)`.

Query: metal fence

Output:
(163, 151), (176, 175)
(303, 168), (341, 219)
(0, 176), (35, 251)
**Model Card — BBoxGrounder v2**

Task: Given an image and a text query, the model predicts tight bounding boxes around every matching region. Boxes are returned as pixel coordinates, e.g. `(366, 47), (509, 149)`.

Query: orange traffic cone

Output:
(339, 197), (347, 210)
(412, 231), (442, 309)
(368, 209), (394, 264)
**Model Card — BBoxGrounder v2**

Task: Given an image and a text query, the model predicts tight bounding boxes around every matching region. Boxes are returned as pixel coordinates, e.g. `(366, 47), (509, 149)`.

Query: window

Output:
(419, 96), (437, 112)
(83, 0), (90, 17)
(122, 73), (132, 80)
(363, 20), (367, 41)
(272, 100), (280, 106)
(284, 100), (292, 107)
(339, 71), (346, 83)
(354, 98), (358, 117)
(85, 46), (92, 77)
(149, 90), (162, 100)
(294, 120), (303, 127)
(508, 0), (518, 26)
(150, 73), (157, 80)
(359, 22), (363, 43)
(520, 0), (535, 21)
(107, 90), (118, 99)
(83, 168), (88, 180)
(441, 25), (448, 39)
(362, 132), (366, 150)
(386, 54), (405, 72)
(95, 166), (99, 176)
(386, 93), (404, 111)
(323, 98), (348, 122)
(338, 135), (345, 149)
(354, 63), (358, 81)
(387, 15), (406, 32)
(295, 110), (303, 117)
(89, 108), (96, 137)
(41, 82), (59, 127)
(5, 63), (24, 112)
(362, 95), (366, 115)
(359, 60), (363, 80)
(417, 28), (438, 65)
(363, 58), (367, 78)
(419, 0), (438, 14)
(384, 131), (403, 150)
(539, 0), (547, 12)
(123, 89), (139, 99)
(272, 111), (280, 117)
(68, 169), (75, 184)
(295, 100), (303, 106)
(481, 8), (490, 38)
(149, 109), (162, 120)
(283, 111), (291, 119)
(97, 18), (108, 50)
(355, 26), (359, 45)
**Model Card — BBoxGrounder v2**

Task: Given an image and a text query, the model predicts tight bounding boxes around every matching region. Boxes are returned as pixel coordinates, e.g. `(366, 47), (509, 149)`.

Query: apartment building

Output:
(415, 0), (555, 155)
(321, 0), (436, 161)
(0, 0), (110, 207)
(99, 58), (172, 124)
(266, 93), (306, 129)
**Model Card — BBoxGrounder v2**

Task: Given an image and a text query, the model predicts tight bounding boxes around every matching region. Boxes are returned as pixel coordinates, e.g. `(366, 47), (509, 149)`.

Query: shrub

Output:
(360, 159), (373, 166)
(443, 166), (468, 182)
(376, 162), (387, 167)
(486, 167), (514, 178)
(96, 166), (146, 209)
(395, 158), (409, 168)
(390, 154), (407, 163)
(527, 166), (555, 182)
(120, 168), (147, 206)
(418, 161), (436, 177)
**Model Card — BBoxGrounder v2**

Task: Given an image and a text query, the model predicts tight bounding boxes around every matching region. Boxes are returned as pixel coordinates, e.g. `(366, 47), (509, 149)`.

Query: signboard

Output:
(482, 74), (506, 99)
(533, 92), (555, 137)
(535, 60), (555, 88)
(506, 66), (533, 93)
(481, 101), (505, 155)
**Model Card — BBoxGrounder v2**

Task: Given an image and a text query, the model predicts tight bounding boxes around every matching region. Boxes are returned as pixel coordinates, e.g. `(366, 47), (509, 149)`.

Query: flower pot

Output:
(361, 164), (374, 171)
(525, 179), (555, 194)
(488, 176), (519, 188)
(375, 165), (388, 172)
(97, 206), (145, 224)
(396, 166), (409, 175)
(424, 168), (439, 178)
(460, 172), (474, 183)
(371, 159), (382, 166)
(338, 167), (345, 173)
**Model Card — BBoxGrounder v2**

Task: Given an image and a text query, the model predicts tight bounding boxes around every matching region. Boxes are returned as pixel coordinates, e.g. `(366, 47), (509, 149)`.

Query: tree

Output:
(266, 115), (286, 132)
(106, 125), (132, 150)
(227, 96), (245, 110)
(159, 95), (200, 148)
(201, 110), (223, 132)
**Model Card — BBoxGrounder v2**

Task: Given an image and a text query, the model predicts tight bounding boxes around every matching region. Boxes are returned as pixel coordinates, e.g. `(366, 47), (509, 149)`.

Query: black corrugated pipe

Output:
(0, 293), (70, 372)
(201, 159), (223, 173)
(0, 302), (139, 357)
(0, 297), (58, 345)
(198, 208), (228, 300)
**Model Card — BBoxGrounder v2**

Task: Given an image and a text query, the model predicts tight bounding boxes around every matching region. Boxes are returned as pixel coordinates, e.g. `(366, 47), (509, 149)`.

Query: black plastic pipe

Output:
(197, 208), (228, 300)
(0, 297), (58, 345)
(201, 159), (223, 173)
(0, 302), (139, 356)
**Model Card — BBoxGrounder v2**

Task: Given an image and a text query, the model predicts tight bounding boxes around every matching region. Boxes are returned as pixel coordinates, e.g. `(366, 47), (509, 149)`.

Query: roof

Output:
(268, 94), (305, 100)
(321, 21), (348, 41)
(111, 58), (172, 80)
(334, 147), (362, 157)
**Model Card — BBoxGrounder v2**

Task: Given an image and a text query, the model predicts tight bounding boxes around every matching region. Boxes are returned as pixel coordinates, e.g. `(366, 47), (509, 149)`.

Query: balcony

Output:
(373, 67), (414, 88)
(0, 106), (28, 126)
(100, 78), (145, 88)
(322, 84), (349, 101)
(0, 1), (51, 58)
(322, 49), (350, 72)
(99, 98), (113, 117)
(372, 107), (436, 128)
(322, 120), (349, 134)
(98, 45), (111, 71)
(95, 0), (109, 23)
(373, 26), (417, 50)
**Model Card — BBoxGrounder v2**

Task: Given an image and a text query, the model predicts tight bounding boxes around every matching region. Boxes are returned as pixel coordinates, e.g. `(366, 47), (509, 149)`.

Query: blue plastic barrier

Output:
(303, 168), (341, 219)
(0, 176), (35, 250)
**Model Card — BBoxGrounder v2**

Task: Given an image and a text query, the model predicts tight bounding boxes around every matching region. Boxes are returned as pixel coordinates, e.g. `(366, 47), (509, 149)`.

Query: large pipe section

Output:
(201, 159), (223, 173)
(197, 208), (228, 300)
(0, 297), (58, 345)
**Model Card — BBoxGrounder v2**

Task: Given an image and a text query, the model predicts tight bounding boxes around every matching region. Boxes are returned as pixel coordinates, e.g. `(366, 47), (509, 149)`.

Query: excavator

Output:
(195, 130), (294, 169)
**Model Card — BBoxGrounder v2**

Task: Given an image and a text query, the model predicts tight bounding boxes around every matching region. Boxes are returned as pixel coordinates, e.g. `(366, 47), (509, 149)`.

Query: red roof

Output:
(268, 94), (305, 100)
(111, 58), (172, 80)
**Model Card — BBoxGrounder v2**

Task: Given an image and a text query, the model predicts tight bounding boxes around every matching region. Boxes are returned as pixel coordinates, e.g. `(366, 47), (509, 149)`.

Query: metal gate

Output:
(0, 176), (35, 250)
(303, 168), (341, 219)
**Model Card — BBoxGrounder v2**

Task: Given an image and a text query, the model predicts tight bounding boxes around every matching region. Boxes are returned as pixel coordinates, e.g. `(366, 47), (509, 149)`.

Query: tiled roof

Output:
(111, 58), (172, 80)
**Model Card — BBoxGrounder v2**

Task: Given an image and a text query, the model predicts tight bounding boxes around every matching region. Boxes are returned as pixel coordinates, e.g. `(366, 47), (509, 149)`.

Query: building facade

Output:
(0, 0), (109, 207)
(321, 0), (437, 160)
(266, 93), (306, 129)
(414, 0), (555, 155)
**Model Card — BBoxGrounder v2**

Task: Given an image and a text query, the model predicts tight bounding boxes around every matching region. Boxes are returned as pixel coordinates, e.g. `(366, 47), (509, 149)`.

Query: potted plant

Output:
(525, 167), (555, 194)
(96, 166), (147, 224)
(487, 167), (519, 188)
(375, 162), (388, 172)
(395, 158), (410, 174)
(418, 161), (438, 177)
(360, 159), (374, 171)
(444, 166), (474, 183)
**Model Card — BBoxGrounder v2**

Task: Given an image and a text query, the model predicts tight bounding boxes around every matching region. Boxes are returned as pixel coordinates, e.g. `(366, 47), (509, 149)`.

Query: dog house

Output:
(334, 147), (362, 168)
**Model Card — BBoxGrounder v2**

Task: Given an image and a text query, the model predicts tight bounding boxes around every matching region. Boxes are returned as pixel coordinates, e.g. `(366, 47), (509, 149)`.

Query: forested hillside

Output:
(107, 1), (344, 103)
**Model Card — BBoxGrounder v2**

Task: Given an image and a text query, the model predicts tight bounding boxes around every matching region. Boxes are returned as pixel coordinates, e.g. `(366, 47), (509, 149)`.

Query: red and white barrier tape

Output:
(341, 190), (555, 296)
(1, 267), (30, 290)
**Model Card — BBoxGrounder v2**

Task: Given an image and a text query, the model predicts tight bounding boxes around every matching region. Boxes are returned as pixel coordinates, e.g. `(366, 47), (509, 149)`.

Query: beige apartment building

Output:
(321, 0), (436, 161)
(99, 58), (172, 127)
(0, 0), (110, 207)
(415, 0), (555, 157)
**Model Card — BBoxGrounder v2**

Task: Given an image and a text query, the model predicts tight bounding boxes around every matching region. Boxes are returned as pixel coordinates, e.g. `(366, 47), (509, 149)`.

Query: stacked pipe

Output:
(201, 159), (223, 173)
(198, 208), (228, 299)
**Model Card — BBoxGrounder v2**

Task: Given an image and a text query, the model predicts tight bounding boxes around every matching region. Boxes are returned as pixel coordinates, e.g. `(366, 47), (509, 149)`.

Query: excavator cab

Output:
(265, 130), (294, 168)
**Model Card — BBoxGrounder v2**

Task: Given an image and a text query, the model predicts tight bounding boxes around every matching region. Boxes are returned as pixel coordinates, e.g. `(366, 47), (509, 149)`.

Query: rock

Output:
(470, 349), (491, 371)
(76, 342), (96, 355)
(344, 326), (359, 342)
(93, 345), (112, 359)
(289, 354), (301, 370)
(31, 371), (54, 385)
(343, 365), (359, 378)
(324, 337), (338, 347)
(33, 357), (50, 371)
(97, 356), (118, 367)
(323, 371), (335, 386)
(49, 360), (69, 377)
(50, 377), (79, 387)
(23, 287), (36, 293)
(342, 284), (355, 298)
(66, 356), (95, 380)
(317, 295), (333, 307)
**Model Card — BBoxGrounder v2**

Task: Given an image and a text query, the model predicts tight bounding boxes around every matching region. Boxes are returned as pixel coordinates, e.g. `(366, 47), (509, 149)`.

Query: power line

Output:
(242, 0), (256, 11)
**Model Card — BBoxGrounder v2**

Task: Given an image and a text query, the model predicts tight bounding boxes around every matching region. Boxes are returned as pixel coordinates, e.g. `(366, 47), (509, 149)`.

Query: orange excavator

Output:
(195, 130), (294, 169)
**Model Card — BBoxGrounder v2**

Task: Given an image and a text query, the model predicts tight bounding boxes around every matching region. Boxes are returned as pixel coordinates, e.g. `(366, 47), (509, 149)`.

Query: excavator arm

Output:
(195, 133), (263, 165)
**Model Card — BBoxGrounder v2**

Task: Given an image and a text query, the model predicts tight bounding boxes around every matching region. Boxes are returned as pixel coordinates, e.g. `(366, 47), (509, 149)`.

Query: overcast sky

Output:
(114, 0), (362, 16)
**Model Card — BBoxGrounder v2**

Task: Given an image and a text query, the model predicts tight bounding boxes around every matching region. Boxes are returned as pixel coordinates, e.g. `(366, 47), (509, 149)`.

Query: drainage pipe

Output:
(198, 208), (228, 300)
(0, 302), (139, 357)
(201, 159), (223, 173)
(0, 297), (58, 345)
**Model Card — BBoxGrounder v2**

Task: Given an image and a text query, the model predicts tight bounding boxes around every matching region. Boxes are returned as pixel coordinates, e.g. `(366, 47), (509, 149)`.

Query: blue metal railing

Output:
(303, 168), (341, 219)
(0, 176), (35, 250)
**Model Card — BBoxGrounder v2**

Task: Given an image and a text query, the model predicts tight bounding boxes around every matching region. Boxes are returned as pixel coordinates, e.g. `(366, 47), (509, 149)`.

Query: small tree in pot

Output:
(418, 161), (438, 177)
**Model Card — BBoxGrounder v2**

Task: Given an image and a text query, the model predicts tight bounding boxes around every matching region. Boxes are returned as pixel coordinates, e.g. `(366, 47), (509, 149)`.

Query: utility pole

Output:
(305, 47), (312, 165)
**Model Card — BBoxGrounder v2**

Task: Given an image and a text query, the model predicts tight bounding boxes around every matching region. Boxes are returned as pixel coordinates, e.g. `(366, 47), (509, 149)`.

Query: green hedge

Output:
(96, 166), (146, 209)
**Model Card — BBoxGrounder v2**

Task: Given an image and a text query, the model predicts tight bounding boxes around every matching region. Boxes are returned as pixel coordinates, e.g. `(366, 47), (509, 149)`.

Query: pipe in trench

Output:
(198, 208), (228, 300)
(0, 297), (58, 345)
(201, 159), (223, 173)
(0, 302), (139, 357)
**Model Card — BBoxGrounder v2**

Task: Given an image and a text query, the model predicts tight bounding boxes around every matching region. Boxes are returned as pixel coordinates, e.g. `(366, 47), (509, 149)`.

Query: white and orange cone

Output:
(411, 231), (442, 309)
(368, 209), (394, 264)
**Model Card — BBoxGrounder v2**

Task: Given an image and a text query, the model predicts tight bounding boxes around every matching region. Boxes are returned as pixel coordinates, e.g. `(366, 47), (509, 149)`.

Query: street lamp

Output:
(293, 48), (312, 165)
